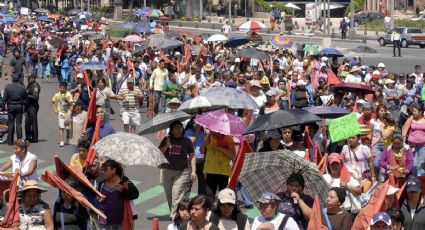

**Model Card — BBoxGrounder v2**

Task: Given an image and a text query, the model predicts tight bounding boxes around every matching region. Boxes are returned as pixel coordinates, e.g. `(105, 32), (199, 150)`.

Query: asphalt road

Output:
(0, 31), (423, 229)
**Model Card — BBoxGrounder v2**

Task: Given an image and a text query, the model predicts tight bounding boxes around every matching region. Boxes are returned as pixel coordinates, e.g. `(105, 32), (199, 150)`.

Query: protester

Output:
(386, 208), (404, 230)
(51, 82), (73, 147)
(179, 195), (219, 230)
(168, 199), (191, 230)
(69, 138), (91, 171)
(370, 212), (392, 230)
(400, 176), (425, 230)
(117, 77), (143, 133)
(322, 187), (353, 230)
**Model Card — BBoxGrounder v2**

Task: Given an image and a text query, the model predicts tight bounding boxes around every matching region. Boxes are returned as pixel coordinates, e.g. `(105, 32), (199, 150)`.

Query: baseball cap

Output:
(327, 153), (342, 164)
(371, 212), (391, 226)
(257, 192), (281, 204)
(378, 63), (385, 68)
(218, 188), (236, 204)
(167, 98), (181, 105)
(265, 90), (277, 97)
(406, 176), (422, 192)
(76, 73), (84, 79)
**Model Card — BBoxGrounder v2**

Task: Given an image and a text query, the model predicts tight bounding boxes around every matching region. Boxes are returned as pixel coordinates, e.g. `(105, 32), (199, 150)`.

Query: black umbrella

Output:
(351, 46), (378, 54)
(244, 109), (321, 134)
(132, 44), (148, 55)
(224, 36), (249, 47)
(138, 111), (191, 135)
(236, 47), (269, 60)
(157, 39), (184, 50)
(67, 8), (83, 16)
(303, 106), (350, 119)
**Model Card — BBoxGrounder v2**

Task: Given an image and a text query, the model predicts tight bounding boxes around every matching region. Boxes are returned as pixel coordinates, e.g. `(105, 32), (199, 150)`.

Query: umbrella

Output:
(34, 8), (49, 14)
(123, 34), (143, 42)
(91, 34), (106, 41)
(157, 39), (184, 50)
(333, 83), (375, 94)
(120, 21), (136, 30)
(49, 38), (66, 48)
(92, 132), (168, 166)
(194, 110), (247, 136)
(151, 28), (164, 34)
(239, 150), (330, 206)
(66, 8), (82, 16)
(207, 34), (228, 42)
(175, 30), (192, 36)
(303, 44), (319, 55)
(145, 9), (164, 17)
(81, 31), (96, 37)
(177, 96), (228, 114)
(284, 3), (301, 10)
(42, 170), (107, 219)
(165, 31), (181, 39)
(37, 16), (52, 22)
(270, 35), (293, 48)
(54, 156), (105, 200)
(135, 7), (152, 15)
(244, 109), (321, 134)
(224, 35), (250, 47)
(201, 87), (259, 110)
(236, 47), (269, 60)
(0, 16), (16, 24)
(239, 20), (267, 32)
(303, 106), (350, 119)
(146, 33), (167, 48)
(132, 44), (148, 55)
(351, 46), (378, 54)
(138, 111), (191, 135)
(58, 27), (72, 32)
(133, 22), (151, 33)
(319, 48), (344, 57)
(81, 61), (107, 70)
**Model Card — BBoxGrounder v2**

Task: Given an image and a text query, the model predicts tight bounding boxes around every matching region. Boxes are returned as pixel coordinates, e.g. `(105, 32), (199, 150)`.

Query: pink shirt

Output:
(408, 122), (425, 145)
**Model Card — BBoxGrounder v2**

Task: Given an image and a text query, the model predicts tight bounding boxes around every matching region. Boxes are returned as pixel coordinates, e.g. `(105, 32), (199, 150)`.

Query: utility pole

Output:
(229, 0), (231, 22)
(200, 0), (203, 20)
(327, 0), (330, 36)
(144, 0), (146, 8)
(390, 0), (394, 30)
(349, 0), (355, 39)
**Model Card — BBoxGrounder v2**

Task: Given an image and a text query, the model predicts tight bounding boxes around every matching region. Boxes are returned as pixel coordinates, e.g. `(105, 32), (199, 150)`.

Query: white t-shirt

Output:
(11, 152), (38, 187)
(250, 93), (267, 115)
(218, 218), (251, 230)
(222, 24), (232, 34)
(251, 213), (299, 230)
(344, 74), (362, 83)
(323, 174), (362, 212)
(167, 223), (178, 230)
(293, 59), (304, 73)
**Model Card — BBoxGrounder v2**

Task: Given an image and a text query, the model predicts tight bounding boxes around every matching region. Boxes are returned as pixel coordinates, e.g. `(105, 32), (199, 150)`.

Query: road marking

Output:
(244, 208), (261, 219)
(146, 192), (197, 216)
(134, 185), (164, 206)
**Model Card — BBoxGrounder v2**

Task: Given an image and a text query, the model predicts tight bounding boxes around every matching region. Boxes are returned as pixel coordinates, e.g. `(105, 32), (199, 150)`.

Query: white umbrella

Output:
(239, 20), (267, 32)
(317, 3), (345, 10)
(284, 3), (301, 10)
(207, 34), (228, 42)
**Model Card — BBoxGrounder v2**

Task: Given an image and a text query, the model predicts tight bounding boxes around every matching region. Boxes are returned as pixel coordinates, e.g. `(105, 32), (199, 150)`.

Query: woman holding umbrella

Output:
(159, 120), (197, 219)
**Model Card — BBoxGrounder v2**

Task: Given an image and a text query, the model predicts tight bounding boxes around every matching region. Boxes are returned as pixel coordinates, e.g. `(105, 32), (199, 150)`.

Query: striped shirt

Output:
(118, 87), (141, 110)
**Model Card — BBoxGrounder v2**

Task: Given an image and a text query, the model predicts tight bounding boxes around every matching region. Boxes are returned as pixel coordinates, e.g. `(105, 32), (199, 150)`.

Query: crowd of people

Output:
(0, 6), (424, 230)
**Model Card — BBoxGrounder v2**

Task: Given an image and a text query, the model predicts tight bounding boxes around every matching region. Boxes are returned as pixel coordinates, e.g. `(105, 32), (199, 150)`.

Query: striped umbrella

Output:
(238, 20), (267, 32)
(270, 35), (293, 48)
(145, 9), (164, 17)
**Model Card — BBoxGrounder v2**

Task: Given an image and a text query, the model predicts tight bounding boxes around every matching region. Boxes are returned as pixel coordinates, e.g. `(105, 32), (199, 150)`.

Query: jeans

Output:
(39, 63), (50, 79)
(7, 110), (23, 145)
(372, 141), (385, 181)
(153, 90), (163, 114)
(61, 68), (70, 84)
(162, 168), (191, 218)
(393, 40), (401, 56)
(414, 145), (425, 176)
(31, 61), (38, 76)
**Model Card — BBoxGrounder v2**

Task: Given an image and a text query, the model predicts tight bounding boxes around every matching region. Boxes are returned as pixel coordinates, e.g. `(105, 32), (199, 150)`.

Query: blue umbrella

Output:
(135, 7), (152, 15)
(81, 61), (107, 70)
(224, 36), (249, 48)
(37, 16), (52, 22)
(120, 21), (136, 30)
(319, 48), (344, 57)
(0, 16), (16, 24)
(133, 22), (151, 33)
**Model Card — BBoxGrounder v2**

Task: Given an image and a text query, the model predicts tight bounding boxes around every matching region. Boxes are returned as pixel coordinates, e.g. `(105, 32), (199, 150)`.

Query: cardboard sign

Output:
(329, 113), (360, 143)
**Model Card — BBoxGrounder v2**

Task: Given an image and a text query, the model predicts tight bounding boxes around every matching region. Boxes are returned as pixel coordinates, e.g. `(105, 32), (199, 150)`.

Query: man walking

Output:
(1, 76), (28, 145)
(149, 60), (168, 114)
(25, 74), (40, 143)
(391, 29), (401, 57)
(9, 49), (27, 84)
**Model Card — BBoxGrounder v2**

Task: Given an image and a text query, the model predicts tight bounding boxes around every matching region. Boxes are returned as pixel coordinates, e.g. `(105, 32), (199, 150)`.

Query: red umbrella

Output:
(54, 155), (105, 199)
(332, 83), (375, 94)
(42, 170), (106, 219)
(0, 173), (19, 228)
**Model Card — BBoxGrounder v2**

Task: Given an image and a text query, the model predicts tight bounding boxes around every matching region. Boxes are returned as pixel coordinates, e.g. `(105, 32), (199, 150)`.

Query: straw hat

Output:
(204, 63), (214, 72)
(20, 180), (47, 193)
(350, 66), (361, 73)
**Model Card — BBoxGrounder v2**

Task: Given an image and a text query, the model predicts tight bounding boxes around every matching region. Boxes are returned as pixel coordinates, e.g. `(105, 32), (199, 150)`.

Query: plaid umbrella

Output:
(146, 33), (167, 48)
(239, 150), (329, 206)
(93, 132), (168, 166)
(138, 111), (192, 135)
(194, 110), (247, 136)
(244, 109), (321, 134)
(178, 96), (227, 114)
(201, 87), (259, 110)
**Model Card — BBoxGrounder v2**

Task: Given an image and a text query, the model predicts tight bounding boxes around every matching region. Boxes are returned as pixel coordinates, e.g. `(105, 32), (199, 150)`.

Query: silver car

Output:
(377, 27), (425, 48)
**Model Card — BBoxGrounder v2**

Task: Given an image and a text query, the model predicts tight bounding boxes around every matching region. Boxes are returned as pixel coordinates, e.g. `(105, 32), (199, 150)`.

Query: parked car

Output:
(377, 27), (425, 48)
(410, 14), (425, 21)
(354, 11), (385, 27)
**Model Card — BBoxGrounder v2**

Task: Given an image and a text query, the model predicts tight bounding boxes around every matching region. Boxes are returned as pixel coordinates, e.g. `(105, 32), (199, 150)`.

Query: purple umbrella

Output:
(194, 110), (247, 136)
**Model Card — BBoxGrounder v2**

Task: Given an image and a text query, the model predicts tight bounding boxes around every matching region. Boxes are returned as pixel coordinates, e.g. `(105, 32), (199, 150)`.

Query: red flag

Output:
(86, 88), (97, 124)
(351, 180), (390, 230)
(121, 184), (134, 230)
(85, 115), (103, 167)
(83, 70), (93, 88)
(228, 140), (252, 189)
(307, 194), (328, 230)
(327, 69), (341, 85)
(304, 126), (313, 161)
(0, 173), (19, 228)
(56, 44), (68, 58)
(147, 92), (154, 118)
(314, 141), (322, 165)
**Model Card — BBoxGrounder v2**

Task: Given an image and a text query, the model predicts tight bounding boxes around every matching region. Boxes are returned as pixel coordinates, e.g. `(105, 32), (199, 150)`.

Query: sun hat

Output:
(20, 180), (47, 193)
(257, 192), (281, 204)
(204, 63), (214, 72)
(350, 66), (361, 73)
(371, 212), (391, 226)
(167, 98), (181, 105)
(218, 188), (236, 204)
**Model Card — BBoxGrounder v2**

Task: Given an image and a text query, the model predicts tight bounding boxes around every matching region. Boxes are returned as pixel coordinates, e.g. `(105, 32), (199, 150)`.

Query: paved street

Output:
(0, 32), (423, 228)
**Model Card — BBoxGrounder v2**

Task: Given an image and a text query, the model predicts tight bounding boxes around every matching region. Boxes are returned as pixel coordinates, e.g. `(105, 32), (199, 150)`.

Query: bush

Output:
(362, 19), (425, 31)
(109, 26), (132, 38)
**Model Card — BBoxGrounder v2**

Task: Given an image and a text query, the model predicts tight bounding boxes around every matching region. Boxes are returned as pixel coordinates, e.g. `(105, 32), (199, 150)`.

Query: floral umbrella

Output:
(194, 110), (247, 136)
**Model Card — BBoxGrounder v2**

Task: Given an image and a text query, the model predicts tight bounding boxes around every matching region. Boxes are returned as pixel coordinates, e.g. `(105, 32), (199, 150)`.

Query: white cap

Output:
(356, 99), (366, 104)
(77, 73), (84, 79)
(174, 51), (181, 56)
(76, 58), (83, 63)
(372, 70), (381, 75)
(235, 57), (241, 63)
(297, 80), (307, 86)
(378, 63), (385, 68)
(321, 56), (328, 62)
(384, 79), (395, 84)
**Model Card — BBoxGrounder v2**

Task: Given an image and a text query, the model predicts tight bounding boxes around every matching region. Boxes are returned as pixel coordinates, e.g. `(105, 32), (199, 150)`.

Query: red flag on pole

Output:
(85, 115), (103, 167)
(0, 173), (20, 228)
(307, 194), (328, 230)
(351, 180), (389, 230)
(228, 139), (252, 189)
(313, 141), (322, 165)
(83, 71), (93, 89)
(304, 126), (313, 161)
(327, 70), (341, 85)
(86, 88), (97, 124)
(122, 184), (134, 230)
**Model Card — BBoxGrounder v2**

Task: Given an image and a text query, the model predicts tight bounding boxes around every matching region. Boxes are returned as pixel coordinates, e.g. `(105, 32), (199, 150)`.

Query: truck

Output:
(377, 27), (425, 48)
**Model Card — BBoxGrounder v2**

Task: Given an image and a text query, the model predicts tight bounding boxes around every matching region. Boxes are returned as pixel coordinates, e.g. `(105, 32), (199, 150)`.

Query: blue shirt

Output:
(185, 128), (205, 159)
(85, 123), (116, 140)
